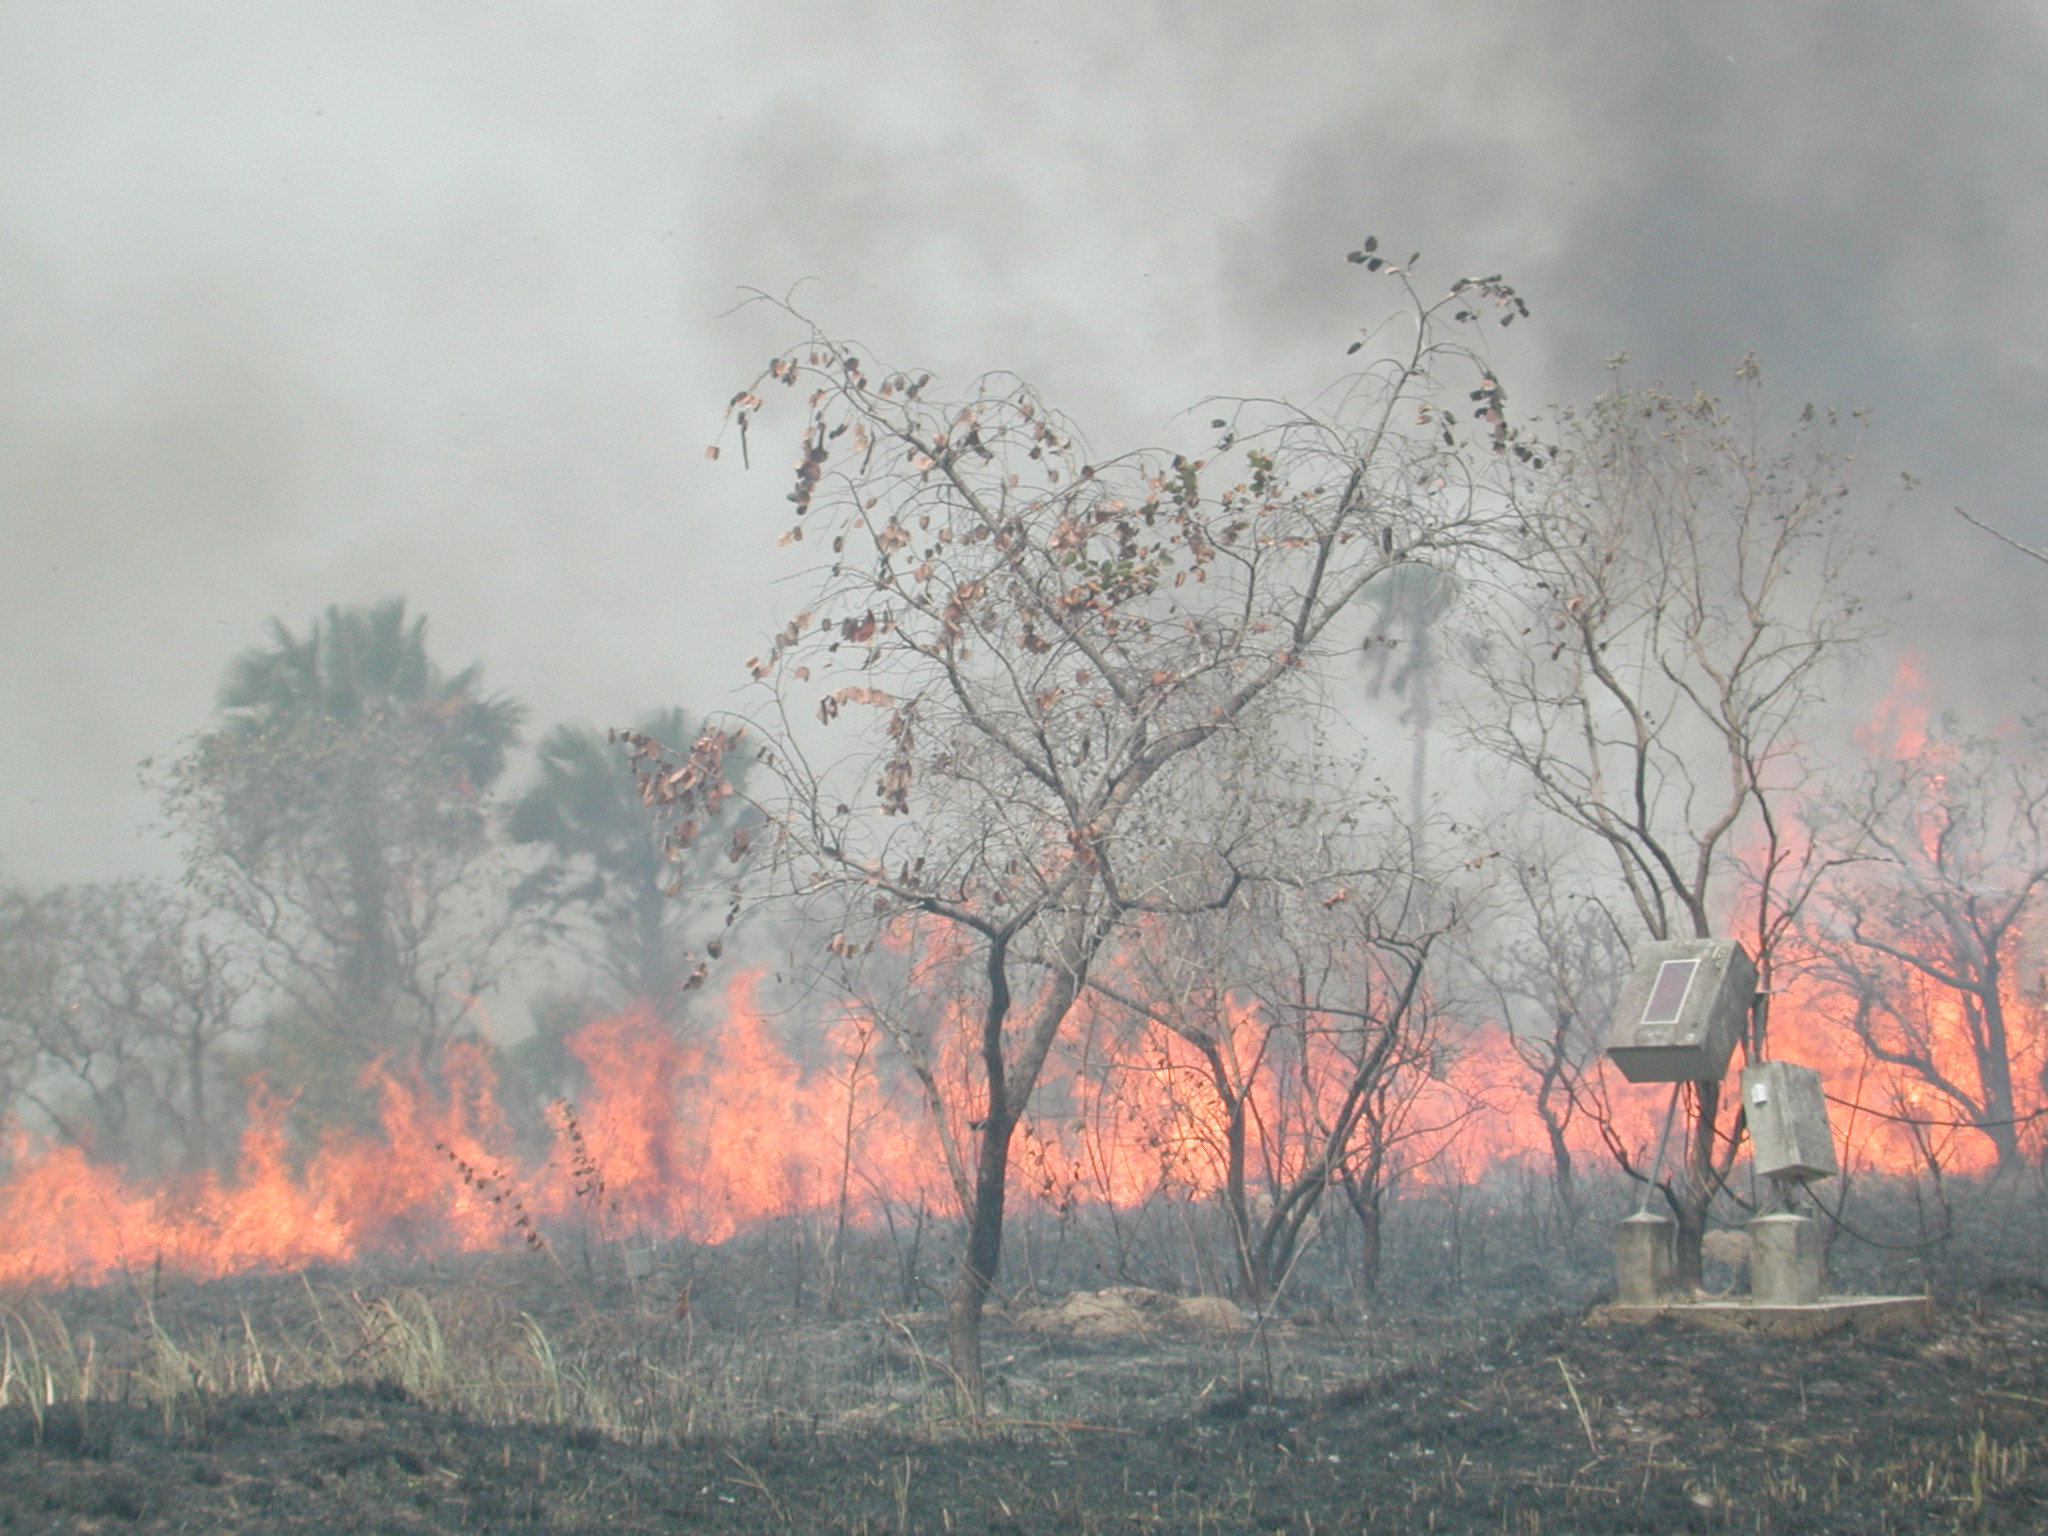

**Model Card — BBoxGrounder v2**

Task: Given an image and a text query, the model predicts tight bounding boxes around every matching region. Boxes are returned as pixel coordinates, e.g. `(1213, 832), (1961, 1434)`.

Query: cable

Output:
(1823, 1094), (2048, 1132)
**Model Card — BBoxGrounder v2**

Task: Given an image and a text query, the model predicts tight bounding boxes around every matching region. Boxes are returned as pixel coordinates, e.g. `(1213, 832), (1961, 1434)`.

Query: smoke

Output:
(3, 1), (2044, 881)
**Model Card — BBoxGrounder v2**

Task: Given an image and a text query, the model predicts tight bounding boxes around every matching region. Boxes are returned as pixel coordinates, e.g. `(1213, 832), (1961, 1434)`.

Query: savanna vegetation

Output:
(6, 248), (2048, 1532)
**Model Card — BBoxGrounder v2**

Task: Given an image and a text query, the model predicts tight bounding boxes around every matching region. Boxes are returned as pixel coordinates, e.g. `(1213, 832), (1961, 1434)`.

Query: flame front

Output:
(0, 973), (958, 1290)
(3, 783), (2043, 1291)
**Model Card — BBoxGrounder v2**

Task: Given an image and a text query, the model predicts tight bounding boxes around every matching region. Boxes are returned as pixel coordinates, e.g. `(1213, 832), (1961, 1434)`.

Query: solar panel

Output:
(1605, 939), (1755, 1083)
(1641, 958), (1699, 1026)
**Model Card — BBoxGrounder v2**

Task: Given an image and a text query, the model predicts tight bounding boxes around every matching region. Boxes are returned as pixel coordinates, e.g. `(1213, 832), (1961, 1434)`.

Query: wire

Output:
(1823, 1094), (2048, 1132)
(1805, 1179), (1953, 1253)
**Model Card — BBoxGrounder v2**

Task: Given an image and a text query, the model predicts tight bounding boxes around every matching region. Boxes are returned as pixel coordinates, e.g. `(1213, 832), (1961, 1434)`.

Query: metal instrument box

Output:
(1742, 1060), (1837, 1183)
(1605, 938), (1756, 1083)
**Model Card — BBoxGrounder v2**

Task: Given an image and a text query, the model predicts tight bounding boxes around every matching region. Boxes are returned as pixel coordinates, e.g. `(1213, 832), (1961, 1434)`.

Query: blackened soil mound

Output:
(4, 1294), (2046, 1534)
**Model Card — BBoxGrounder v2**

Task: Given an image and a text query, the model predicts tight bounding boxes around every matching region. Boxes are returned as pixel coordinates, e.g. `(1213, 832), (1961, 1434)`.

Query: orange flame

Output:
(0, 973), (954, 1290)
(1854, 652), (1933, 761)
(4, 661), (2043, 1295)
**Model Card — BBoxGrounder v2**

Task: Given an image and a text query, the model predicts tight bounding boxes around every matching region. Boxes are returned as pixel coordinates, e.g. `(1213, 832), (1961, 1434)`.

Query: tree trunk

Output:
(1344, 1177), (1384, 1300)
(1538, 1101), (1579, 1232)
(1969, 983), (2022, 1168)
(825, 1029), (870, 1320)
(1203, 1053), (1256, 1302)
(941, 917), (1099, 1415)
(1532, 1040), (1581, 1230)
(1669, 1079), (1720, 1291)
(947, 1108), (1017, 1416)
(187, 1023), (209, 1172)
(897, 1200), (926, 1310)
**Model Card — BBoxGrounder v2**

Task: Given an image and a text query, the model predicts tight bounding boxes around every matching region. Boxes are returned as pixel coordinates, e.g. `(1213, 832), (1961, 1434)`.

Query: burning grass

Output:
(3, 949), (2032, 1305)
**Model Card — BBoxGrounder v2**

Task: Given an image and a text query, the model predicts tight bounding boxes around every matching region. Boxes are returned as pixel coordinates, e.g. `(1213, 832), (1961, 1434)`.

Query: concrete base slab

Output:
(1589, 1294), (1933, 1339)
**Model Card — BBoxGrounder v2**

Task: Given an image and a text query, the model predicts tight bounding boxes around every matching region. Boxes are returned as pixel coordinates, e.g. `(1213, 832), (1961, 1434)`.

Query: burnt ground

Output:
(4, 1287), (2048, 1534)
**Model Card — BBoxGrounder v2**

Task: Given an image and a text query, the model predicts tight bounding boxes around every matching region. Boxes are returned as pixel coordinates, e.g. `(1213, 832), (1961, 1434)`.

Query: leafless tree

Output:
(1090, 822), (1461, 1303)
(1462, 370), (1876, 1286)
(1464, 841), (1632, 1232)
(0, 878), (249, 1172)
(627, 253), (1526, 1409)
(1802, 717), (2048, 1168)
(1257, 873), (1463, 1304)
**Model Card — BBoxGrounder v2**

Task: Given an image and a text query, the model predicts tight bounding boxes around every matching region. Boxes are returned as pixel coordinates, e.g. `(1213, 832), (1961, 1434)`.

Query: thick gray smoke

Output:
(3, 2), (2043, 881)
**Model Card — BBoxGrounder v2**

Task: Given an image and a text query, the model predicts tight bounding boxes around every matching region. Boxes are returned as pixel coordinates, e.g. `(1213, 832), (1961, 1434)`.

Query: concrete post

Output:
(1748, 1211), (1822, 1305)
(1615, 1211), (1676, 1304)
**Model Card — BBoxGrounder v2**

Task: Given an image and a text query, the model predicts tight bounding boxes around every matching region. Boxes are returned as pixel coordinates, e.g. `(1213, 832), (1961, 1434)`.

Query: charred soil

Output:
(4, 1285), (2047, 1534)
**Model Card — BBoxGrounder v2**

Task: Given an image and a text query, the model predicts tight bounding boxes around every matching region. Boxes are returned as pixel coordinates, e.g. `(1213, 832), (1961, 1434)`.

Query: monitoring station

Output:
(1599, 937), (1929, 1335)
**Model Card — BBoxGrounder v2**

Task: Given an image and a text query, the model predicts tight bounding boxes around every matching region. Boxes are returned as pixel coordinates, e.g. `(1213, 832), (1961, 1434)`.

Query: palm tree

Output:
(508, 708), (744, 1021)
(1359, 563), (1457, 829)
(172, 599), (526, 1114)
(218, 597), (522, 788)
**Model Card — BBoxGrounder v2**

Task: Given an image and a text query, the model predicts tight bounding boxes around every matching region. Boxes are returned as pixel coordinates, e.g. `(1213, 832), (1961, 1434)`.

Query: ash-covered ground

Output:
(3, 1255), (2046, 1534)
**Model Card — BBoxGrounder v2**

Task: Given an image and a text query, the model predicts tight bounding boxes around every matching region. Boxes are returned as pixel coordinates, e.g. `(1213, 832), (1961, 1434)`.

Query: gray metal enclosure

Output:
(1605, 938), (1757, 1083)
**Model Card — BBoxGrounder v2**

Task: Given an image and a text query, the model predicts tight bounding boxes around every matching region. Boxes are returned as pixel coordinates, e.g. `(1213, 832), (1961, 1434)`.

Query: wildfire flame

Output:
(0, 652), (2038, 1291)
(0, 971), (1634, 1291)
(0, 949), (2029, 1292)
(1853, 652), (1934, 762)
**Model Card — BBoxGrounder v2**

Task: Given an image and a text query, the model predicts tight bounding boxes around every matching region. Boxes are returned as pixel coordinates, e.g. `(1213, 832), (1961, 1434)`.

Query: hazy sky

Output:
(5, 2), (2045, 883)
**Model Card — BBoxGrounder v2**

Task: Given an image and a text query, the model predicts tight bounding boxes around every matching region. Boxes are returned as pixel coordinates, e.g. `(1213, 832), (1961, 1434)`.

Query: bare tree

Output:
(1091, 831), (1459, 1304)
(0, 878), (248, 1172)
(1802, 717), (2048, 1168)
(628, 255), (1524, 1409)
(1465, 842), (1632, 1233)
(1257, 875), (1462, 1304)
(1463, 371), (1875, 1286)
